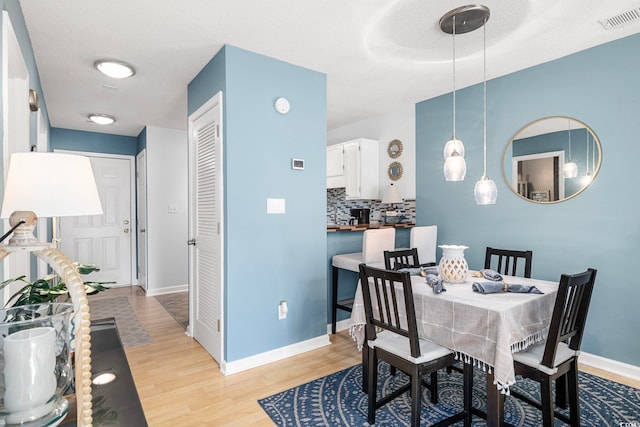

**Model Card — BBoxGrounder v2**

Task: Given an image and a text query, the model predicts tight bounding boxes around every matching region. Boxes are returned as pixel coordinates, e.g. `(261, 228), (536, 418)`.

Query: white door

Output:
(136, 150), (148, 291)
(188, 92), (223, 363)
(60, 153), (135, 286)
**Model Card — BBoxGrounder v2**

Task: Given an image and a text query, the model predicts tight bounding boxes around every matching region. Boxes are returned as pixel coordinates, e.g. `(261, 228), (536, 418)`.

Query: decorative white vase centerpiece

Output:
(438, 245), (469, 283)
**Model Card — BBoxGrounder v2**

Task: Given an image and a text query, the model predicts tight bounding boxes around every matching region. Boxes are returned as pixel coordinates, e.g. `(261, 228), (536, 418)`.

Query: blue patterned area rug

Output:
(258, 363), (640, 426)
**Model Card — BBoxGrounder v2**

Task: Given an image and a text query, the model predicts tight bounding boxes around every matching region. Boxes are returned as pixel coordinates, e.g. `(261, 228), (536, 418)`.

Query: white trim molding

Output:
(220, 335), (331, 376)
(328, 318), (352, 335)
(145, 284), (188, 297)
(580, 351), (640, 382)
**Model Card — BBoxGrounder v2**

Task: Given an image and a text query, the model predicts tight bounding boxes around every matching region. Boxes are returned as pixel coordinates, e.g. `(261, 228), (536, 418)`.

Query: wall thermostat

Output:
(274, 97), (290, 114)
(292, 158), (304, 170)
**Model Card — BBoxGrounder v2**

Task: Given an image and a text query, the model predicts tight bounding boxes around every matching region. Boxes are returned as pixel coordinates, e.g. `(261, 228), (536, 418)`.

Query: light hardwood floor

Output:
(91, 286), (640, 426)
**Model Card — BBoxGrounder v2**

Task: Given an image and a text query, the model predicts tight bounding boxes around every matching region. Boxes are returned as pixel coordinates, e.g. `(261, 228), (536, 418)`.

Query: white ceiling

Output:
(19, 0), (640, 137)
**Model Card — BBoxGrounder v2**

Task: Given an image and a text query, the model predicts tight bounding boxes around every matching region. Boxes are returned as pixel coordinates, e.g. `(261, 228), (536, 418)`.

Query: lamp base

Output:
(7, 211), (38, 246)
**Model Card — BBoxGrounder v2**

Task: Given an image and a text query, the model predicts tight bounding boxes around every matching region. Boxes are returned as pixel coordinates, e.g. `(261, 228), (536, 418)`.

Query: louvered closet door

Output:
(188, 92), (223, 363)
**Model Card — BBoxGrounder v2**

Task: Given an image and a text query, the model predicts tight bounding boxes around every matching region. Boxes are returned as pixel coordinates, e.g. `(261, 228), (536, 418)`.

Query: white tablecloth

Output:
(349, 271), (558, 393)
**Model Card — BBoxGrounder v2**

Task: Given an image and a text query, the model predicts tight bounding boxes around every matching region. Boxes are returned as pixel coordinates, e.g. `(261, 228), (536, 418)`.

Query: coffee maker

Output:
(350, 208), (370, 225)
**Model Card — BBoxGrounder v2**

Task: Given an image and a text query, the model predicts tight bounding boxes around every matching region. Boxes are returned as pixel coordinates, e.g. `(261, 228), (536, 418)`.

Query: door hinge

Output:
(217, 319), (220, 332)
(216, 124), (220, 138)
(217, 222), (220, 234)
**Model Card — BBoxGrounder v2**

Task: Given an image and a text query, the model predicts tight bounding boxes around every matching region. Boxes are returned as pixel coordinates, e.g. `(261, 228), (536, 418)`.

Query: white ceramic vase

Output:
(438, 245), (469, 283)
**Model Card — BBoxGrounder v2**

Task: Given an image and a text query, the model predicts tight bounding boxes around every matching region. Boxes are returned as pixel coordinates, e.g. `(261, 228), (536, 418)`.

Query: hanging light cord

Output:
(568, 120), (572, 160)
(586, 133), (590, 174)
(452, 15), (457, 139)
(482, 16), (487, 178)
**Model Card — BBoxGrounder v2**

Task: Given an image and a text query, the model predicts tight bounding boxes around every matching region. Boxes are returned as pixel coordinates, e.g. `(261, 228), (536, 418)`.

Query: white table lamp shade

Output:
(382, 184), (403, 204)
(1, 152), (103, 218)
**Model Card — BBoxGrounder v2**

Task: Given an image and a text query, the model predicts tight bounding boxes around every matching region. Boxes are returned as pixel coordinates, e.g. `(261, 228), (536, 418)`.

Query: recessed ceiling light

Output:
(88, 114), (116, 125)
(94, 60), (135, 79)
(92, 372), (117, 385)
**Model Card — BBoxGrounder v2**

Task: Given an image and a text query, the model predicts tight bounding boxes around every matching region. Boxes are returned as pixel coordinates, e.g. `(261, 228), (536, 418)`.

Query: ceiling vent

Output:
(599, 7), (640, 29)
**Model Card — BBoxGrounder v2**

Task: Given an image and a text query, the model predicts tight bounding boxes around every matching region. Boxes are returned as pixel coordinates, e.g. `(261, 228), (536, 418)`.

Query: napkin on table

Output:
(472, 281), (543, 294)
(396, 267), (422, 276)
(426, 274), (446, 294)
(480, 269), (503, 281)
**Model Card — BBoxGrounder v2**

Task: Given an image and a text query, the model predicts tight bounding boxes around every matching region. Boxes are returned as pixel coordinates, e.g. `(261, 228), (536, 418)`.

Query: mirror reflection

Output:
(503, 117), (601, 203)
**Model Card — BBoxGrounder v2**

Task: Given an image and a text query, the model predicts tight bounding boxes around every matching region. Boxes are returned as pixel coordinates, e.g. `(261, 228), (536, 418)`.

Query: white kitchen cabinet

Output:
(343, 138), (379, 199)
(326, 143), (345, 188)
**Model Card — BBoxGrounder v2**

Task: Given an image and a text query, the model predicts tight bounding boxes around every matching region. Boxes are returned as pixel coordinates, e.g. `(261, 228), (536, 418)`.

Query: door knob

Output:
(140, 228), (146, 233)
(124, 220), (129, 225)
(124, 228), (129, 233)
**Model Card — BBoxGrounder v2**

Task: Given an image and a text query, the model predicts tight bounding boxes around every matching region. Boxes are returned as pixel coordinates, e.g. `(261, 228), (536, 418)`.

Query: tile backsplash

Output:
(327, 187), (416, 225)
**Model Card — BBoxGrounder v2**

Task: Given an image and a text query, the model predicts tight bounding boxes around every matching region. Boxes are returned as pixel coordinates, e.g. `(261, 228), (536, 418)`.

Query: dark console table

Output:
(61, 317), (148, 426)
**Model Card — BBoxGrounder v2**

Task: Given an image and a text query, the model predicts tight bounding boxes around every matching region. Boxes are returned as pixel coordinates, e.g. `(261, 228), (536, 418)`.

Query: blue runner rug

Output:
(258, 363), (640, 426)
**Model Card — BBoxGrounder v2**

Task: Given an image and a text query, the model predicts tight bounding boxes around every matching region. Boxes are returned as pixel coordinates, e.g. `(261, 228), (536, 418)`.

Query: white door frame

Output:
(2, 10), (31, 298)
(136, 150), (148, 291)
(54, 149), (138, 286)
(36, 109), (50, 279)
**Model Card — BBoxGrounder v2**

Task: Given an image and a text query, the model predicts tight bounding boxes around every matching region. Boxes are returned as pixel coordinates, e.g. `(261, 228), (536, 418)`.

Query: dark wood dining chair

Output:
(509, 268), (597, 427)
(383, 248), (420, 270)
(484, 247), (533, 278)
(359, 263), (472, 427)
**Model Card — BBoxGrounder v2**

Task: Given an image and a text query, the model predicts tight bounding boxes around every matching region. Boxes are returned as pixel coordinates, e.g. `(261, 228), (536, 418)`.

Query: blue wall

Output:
(50, 128), (138, 156)
(416, 33), (640, 366)
(189, 45), (327, 362)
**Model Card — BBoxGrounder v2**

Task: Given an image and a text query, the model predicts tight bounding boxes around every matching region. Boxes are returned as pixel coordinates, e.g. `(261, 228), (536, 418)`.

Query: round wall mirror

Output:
(502, 116), (602, 203)
(387, 139), (403, 158)
(388, 161), (403, 181)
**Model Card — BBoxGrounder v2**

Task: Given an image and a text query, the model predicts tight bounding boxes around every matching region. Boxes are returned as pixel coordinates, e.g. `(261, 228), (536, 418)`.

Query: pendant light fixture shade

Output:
(563, 162), (578, 178)
(441, 13), (464, 180)
(444, 152), (466, 181)
(474, 176), (498, 204)
(443, 138), (465, 159)
(563, 119), (578, 178)
(473, 8), (497, 205)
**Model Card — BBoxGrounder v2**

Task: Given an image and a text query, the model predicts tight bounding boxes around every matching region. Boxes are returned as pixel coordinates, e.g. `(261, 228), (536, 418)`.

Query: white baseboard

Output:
(327, 318), (352, 335)
(145, 284), (188, 297)
(580, 351), (640, 382)
(221, 335), (331, 376)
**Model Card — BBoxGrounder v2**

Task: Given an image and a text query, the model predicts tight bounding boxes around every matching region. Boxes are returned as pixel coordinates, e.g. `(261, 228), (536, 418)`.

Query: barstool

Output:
(331, 228), (395, 334)
(409, 225), (438, 266)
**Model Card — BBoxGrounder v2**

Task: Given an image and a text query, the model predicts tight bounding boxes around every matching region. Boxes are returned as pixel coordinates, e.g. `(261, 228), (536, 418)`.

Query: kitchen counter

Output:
(326, 223), (414, 232)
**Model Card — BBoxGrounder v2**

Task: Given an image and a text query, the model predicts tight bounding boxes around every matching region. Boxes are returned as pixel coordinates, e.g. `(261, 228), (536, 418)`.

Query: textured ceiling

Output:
(19, 0), (640, 137)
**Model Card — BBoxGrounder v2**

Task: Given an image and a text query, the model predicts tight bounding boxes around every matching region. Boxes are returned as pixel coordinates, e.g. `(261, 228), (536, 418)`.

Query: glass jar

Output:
(0, 303), (73, 426)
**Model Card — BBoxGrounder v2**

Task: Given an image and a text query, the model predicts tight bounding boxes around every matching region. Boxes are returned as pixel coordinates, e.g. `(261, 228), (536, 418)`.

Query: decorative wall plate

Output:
(387, 139), (403, 158)
(388, 161), (403, 181)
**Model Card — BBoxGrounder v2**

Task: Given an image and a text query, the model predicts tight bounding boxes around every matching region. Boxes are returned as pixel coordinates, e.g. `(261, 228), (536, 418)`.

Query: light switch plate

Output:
(267, 198), (285, 214)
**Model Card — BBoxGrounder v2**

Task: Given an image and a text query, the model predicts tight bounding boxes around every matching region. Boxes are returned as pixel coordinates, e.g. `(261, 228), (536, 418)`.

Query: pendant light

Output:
(473, 11), (497, 205)
(442, 14), (466, 181)
(440, 6), (490, 182)
(563, 120), (578, 178)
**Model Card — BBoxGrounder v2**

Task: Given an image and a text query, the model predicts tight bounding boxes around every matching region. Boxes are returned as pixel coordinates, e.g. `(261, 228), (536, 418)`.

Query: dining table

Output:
(349, 270), (559, 427)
